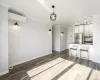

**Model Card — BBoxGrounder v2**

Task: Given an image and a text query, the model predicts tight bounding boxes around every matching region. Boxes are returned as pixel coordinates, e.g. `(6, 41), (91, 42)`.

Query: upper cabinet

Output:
(74, 25), (84, 33)
(79, 25), (84, 33)
(74, 24), (93, 35)
(74, 26), (79, 33)
(84, 24), (93, 36)
(74, 24), (93, 44)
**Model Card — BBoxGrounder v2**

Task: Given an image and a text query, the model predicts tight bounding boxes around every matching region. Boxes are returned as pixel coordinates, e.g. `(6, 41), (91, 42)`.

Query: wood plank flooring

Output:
(0, 50), (100, 80)
(30, 59), (74, 80)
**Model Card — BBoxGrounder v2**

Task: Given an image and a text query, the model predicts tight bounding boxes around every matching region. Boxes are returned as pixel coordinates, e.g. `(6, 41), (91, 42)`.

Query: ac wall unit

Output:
(8, 12), (26, 22)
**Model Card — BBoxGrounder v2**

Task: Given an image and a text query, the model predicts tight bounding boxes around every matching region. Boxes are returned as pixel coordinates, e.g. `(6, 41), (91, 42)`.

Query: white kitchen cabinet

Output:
(89, 24), (93, 36)
(79, 25), (84, 33)
(74, 24), (93, 34)
(74, 26), (79, 33)
(69, 44), (94, 60)
(84, 24), (93, 36)
(74, 25), (84, 33)
(67, 27), (74, 44)
(84, 25), (89, 36)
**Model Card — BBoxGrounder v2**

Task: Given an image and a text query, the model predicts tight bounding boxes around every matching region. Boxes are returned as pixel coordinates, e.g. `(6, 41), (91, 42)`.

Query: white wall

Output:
(0, 6), (8, 75)
(52, 25), (67, 51)
(8, 19), (52, 67)
(60, 27), (67, 51)
(66, 27), (74, 49)
(92, 15), (100, 63)
(52, 26), (60, 51)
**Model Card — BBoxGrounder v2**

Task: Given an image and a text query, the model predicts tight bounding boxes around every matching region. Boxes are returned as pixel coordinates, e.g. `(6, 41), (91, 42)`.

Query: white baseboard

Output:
(0, 70), (9, 76)
(53, 49), (68, 52)
(52, 49), (60, 52)
(60, 49), (68, 52)
(9, 52), (52, 67)
(91, 59), (100, 64)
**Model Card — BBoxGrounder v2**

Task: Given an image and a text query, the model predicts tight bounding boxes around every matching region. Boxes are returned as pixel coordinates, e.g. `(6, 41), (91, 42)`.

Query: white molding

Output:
(9, 52), (52, 67)
(0, 70), (9, 76)
(53, 49), (60, 52)
(60, 49), (67, 52)
(53, 49), (67, 52)
(92, 59), (100, 64)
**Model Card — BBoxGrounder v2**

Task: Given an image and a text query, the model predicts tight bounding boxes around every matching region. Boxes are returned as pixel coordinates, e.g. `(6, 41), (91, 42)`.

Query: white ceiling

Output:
(1, 0), (100, 26)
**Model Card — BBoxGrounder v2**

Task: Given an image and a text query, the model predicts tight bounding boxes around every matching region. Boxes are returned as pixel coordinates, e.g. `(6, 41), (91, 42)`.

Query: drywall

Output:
(52, 26), (60, 51)
(8, 19), (52, 67)
(52, 26), (67, 51)
(0, 6), (8, 75)
(92, 15), (100, 63)
(66, 27), (74, 49)
(60, 27), (67, 51)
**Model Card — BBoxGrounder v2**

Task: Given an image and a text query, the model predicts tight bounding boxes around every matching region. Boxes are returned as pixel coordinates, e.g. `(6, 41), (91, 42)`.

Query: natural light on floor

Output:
(26, 58), (100, 80)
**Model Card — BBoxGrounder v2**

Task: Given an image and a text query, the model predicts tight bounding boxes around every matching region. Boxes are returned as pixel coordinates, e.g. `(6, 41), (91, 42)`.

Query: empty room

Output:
(0, 0), (100, 80)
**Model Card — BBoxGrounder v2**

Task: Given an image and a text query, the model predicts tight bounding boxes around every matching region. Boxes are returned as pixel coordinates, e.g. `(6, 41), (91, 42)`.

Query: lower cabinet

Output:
(69, 44), (94, 60)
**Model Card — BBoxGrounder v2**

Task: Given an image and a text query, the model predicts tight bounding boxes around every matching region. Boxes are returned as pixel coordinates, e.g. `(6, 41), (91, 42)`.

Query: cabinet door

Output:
(84, 25), (93, 36)
(79, 25), (84, 33)
(89, 24), (93, 36)
(84, 25), (89, 36)
(74, 26), (79, 33)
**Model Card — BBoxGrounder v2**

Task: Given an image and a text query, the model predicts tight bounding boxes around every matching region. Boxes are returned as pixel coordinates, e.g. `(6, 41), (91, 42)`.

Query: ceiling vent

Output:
(8, 10), (26, 23)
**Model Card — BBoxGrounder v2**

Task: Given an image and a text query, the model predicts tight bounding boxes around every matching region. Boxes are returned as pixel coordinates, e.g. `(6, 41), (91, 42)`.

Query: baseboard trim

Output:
(9, 52), (53, 67)
(0, 70), (9, 76)
(9, 52), (53, 71)
(53, 49), (69, 53)
(0, 52), (54, 78)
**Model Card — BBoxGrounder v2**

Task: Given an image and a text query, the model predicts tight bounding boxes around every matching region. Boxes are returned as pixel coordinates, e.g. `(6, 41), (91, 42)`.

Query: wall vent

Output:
(8, 10), (26, 22)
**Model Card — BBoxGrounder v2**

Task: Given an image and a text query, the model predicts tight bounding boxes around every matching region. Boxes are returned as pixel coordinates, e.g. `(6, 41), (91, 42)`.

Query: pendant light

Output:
(14, 22), (19, 26)
(50, 5), (57, 22)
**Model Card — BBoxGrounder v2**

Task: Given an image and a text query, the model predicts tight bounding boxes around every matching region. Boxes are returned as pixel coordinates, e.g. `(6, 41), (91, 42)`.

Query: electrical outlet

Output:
(9, 66), (13, 70)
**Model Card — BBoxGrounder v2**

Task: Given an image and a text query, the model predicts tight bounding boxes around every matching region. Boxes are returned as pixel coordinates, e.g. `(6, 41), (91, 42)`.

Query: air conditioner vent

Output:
(8, 10), (26, 22)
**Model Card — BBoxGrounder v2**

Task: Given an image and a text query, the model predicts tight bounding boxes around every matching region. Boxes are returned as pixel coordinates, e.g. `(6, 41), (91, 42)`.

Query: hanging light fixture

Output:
(14, 22), (19, 26)
(50, 5), (57, 22)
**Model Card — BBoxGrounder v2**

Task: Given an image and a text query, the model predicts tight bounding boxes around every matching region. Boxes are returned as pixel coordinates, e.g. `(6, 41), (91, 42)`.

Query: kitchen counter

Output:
(68, 43), (94, 60)
(69, 43), (93, 45)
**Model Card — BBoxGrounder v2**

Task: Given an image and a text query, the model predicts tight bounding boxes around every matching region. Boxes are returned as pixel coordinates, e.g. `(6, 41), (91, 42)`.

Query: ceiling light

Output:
(14, 22), (18, 26)
(50, 5), (57, 22)
(13, 22), (20, 30)
(61, 32), (64, 36)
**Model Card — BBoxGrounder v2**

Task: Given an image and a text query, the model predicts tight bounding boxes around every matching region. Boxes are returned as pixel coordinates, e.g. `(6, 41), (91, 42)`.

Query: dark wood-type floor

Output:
(0, 50), (100, 80)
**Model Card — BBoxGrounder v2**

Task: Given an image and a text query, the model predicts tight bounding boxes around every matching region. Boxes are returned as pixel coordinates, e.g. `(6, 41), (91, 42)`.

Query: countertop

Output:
(69, 43), (93, 45)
